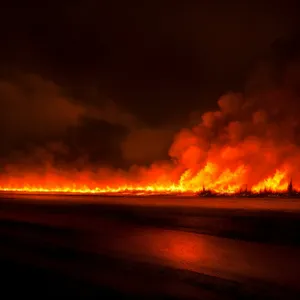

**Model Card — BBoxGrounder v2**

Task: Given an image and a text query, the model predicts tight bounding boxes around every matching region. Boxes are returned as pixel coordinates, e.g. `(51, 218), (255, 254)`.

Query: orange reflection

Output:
(112, 228), (300, 286)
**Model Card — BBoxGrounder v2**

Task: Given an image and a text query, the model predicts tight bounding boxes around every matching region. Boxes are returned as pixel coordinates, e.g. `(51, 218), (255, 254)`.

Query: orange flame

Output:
(1, 92), (300, 196)
(0, 164), (295, 196)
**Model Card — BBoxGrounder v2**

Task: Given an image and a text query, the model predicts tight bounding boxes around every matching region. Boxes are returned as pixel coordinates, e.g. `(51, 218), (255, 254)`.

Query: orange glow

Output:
(2, 92), (300, 197)
(0, 164), (296, 196)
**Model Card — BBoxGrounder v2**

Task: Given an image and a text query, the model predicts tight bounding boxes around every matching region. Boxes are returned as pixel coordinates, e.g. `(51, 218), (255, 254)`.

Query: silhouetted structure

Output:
(288, 179), (294, 195)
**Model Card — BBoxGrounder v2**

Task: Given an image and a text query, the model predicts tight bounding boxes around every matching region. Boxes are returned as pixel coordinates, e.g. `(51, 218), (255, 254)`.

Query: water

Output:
(1, 194), (300, 298)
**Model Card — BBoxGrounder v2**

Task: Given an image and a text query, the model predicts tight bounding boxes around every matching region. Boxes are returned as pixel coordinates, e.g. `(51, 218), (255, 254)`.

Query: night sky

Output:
(1, 0), (300, 168)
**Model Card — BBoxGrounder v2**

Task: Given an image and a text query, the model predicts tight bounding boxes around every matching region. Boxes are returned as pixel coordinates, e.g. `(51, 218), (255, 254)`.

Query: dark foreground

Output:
(1, 194), (300, 299)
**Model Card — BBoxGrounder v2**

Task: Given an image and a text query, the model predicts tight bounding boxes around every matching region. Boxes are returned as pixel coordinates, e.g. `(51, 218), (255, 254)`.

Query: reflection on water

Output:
(112, 227), (300, 288)
(3, 193), (300, 211)
(136, 230), (202, 268)
(2, 194), (300, 289)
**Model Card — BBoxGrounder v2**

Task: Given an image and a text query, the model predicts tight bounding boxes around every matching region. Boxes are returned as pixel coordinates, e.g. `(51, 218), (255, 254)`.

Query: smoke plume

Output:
(2, 36), (300, 193)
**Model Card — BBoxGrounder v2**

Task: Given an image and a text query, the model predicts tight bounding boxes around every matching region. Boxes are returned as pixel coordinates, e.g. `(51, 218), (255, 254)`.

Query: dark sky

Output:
(1, 0), (300, 168)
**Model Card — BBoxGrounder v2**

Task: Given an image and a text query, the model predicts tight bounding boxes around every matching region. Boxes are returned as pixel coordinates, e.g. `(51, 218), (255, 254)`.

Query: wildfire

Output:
(1, 92), (300, 197)
(0, 164), (294, 196)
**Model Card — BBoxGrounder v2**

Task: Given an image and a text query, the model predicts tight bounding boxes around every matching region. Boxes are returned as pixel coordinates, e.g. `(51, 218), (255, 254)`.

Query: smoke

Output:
(165, 41), (300, 191)
(121, 128), (174, 164)
(0, 73), (146, 166)
(3, 35), (300, 193)
(0, 73), (142, 138)
(86, 99), (138, 130)
(0, 74), (85, 140)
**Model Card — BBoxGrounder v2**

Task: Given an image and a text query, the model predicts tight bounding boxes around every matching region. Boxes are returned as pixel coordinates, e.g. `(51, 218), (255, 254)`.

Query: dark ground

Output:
(1, 194), (300, 299)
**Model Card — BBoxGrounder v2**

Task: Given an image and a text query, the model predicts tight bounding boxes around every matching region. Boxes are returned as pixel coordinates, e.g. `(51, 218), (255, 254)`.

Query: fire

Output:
(1, 92), (300, 196)
(252, 170), (288, 193)
(0, 164), (295, 196)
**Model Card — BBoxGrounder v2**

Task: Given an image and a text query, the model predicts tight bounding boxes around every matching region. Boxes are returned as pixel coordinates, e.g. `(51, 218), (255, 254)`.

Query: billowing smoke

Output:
(0, 74), (84, 139)
(2, 36), (300, 193)
(166, 42), (300, 192)
(121, 128), (174, 164)
(169, 91), (300, 191)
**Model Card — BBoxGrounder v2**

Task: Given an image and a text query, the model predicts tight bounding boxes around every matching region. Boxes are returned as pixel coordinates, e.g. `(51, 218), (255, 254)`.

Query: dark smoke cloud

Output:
(0, 73), (136, 165)
(0, 72), (176, 167)
(121, 128), (174, 164)
(1, 29), (300, 171)
(0, 73), (140, 141)
(86, 99), (138, 129)
(0, 74), (84, 139)
(166, 35), (300, 188)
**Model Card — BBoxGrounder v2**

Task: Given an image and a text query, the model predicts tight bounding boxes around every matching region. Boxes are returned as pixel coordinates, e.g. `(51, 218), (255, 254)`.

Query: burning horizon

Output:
(0, 4), (300, 198)
(2, 89), (300, 196)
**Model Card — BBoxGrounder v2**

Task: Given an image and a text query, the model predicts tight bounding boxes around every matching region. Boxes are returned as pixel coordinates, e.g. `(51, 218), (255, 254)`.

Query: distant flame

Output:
(0, 165), (295, 196)
(2, 92), (300, 196)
